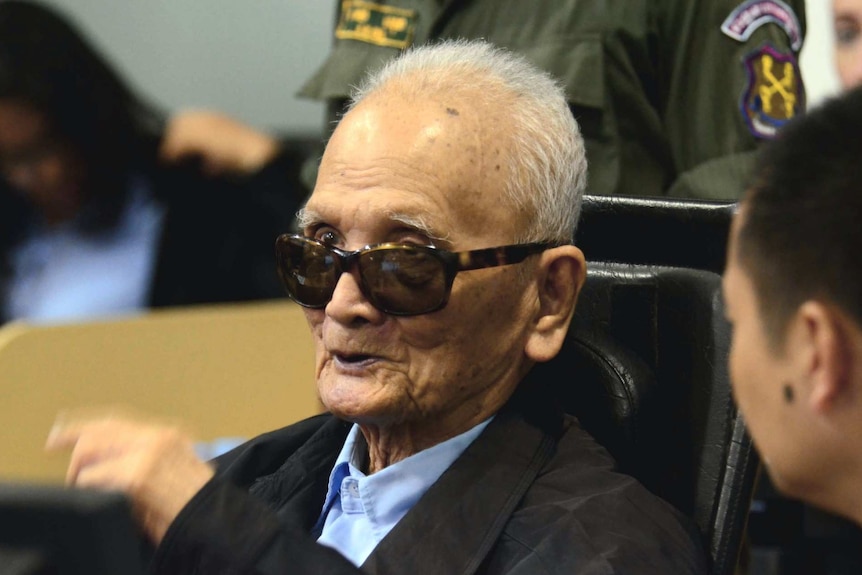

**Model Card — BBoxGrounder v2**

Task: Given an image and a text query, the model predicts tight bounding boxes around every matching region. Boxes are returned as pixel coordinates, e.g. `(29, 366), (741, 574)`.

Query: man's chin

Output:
(321, 394), (399, 426)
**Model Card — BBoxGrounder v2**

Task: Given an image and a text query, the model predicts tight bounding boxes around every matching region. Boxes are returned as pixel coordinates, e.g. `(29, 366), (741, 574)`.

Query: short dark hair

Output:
(737, 85), (862, 344)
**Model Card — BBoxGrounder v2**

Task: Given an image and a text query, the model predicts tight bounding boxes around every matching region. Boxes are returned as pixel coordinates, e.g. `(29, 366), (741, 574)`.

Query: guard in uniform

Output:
(299, 0), (806, 200)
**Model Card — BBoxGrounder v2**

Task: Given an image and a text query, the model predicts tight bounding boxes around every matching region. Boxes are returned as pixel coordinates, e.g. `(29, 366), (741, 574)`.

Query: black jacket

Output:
(145, 145), (304, 310)
(150, 383), (708, 574)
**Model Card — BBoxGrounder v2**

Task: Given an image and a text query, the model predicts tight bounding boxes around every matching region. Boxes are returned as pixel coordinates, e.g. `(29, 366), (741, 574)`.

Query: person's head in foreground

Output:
(48, 39), (707, 574)
(724, 84), (862, 526)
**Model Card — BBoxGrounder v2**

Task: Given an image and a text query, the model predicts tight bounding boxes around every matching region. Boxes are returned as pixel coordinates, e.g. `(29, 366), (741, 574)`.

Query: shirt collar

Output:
(316, 417), (493, 532)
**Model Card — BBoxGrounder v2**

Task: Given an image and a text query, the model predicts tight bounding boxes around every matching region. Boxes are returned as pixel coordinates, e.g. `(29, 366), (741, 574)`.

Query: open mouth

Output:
(335, 353), (375, 365)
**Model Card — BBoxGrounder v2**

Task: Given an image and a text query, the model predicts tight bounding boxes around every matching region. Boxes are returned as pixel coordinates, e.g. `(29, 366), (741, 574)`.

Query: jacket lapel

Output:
(361, 407), (557, 575)
(248, 417), (352, 532)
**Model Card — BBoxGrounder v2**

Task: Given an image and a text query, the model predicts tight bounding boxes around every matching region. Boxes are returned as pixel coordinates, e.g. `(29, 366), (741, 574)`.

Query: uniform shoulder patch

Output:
(335, 1), (417, 50)
(740, 44), (804, 139)
(721, 0), (802, 51)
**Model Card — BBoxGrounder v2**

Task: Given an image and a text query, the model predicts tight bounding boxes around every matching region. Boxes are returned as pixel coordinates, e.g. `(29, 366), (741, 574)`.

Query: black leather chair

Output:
(570, 195), (862, 575)
(534, 195), (753, 575)
(575, 194), (736, 274)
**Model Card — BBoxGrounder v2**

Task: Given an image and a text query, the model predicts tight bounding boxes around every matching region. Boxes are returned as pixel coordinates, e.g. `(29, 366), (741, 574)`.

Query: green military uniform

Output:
(299, 0), (806, 200)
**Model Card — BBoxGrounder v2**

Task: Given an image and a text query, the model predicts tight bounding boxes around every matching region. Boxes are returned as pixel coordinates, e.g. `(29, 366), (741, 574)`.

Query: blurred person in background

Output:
(0, 0), (305, 325)
(833, 0), (862, 88)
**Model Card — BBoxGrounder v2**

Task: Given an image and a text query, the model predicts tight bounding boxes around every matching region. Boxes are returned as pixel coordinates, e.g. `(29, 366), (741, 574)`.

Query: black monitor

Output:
(0, 482), (149, 575)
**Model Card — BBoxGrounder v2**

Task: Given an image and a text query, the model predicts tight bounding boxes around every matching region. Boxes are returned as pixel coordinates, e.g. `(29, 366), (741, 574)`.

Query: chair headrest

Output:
(575, 195), (735, 274)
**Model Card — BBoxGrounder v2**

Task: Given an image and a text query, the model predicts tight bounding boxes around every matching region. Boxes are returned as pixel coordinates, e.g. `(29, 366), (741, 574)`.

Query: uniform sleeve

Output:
(655, 0), (806, 199)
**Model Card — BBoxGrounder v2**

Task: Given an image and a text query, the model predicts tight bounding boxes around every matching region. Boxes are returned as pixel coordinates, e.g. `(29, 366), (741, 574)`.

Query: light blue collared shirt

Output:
(316, 418), (492, 566)
(5, 178), (165, 324)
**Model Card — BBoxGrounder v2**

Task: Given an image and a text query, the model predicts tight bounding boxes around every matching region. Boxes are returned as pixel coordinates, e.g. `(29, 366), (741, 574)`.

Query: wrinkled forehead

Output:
(308, 87), (522, 243)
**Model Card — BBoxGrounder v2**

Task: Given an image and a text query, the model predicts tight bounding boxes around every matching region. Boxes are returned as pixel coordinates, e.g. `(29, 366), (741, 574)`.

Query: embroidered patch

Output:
(335, 0), (416, 49)
(740, 44), (804, 139)
(721, 0), (802, 51)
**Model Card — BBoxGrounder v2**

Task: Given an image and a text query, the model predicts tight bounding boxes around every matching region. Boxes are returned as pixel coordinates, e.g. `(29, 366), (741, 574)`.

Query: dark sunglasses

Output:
(275, 234), (560, 316)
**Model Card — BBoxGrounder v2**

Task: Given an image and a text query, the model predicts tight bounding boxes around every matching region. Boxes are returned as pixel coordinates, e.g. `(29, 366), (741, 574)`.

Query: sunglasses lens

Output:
(276, 236), (339, 307)
(361, 248), (448, 314)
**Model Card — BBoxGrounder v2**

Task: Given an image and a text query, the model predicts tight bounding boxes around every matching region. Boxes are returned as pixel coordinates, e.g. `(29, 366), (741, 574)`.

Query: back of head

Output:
(347, 39), (586, 244)
(738, 85), (862, 342)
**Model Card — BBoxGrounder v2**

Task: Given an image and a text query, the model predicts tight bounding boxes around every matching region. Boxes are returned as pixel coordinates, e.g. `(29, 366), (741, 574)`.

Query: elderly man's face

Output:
(301, 88), (539, 434)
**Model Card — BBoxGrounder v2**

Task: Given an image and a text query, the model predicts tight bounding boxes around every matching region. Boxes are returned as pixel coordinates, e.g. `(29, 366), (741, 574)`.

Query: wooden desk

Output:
(0, 300), (321, 482)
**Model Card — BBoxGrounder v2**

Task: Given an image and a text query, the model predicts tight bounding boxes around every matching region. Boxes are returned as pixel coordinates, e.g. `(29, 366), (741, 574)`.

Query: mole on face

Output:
(783, 383), (794, 403)
(446, 107), (460, 116)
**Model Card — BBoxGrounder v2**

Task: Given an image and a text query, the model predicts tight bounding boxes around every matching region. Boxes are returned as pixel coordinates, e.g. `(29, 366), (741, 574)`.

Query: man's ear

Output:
(799, 301), (853, 414)
(525, 245), (586, 362)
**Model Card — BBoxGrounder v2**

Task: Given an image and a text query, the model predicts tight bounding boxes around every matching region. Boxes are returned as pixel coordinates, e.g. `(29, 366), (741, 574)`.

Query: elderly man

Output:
(48, 39), (706, 574)
(723, 85), (862, 528)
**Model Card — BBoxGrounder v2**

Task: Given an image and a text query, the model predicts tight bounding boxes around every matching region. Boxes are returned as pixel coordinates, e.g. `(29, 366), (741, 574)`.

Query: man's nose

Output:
(325, 266), (382, 321)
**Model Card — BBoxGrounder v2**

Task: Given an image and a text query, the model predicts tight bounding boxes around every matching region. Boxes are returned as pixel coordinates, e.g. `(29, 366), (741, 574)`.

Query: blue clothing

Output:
(5, 178), (165, 324)
(315, 419), (491, 566)
(0, 133), (304, 326)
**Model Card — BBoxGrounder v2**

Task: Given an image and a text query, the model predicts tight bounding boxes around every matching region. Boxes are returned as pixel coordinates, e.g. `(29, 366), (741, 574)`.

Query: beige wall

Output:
(0, 300), (322, 483)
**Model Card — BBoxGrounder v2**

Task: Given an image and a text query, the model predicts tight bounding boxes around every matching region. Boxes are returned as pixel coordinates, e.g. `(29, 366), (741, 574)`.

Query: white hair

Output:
(348, 38), (586, 243)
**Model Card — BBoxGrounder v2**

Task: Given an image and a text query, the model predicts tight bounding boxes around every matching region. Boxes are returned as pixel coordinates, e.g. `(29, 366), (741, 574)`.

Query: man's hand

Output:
(45, 409), (215, 544)
(160, 109), (280, 176)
